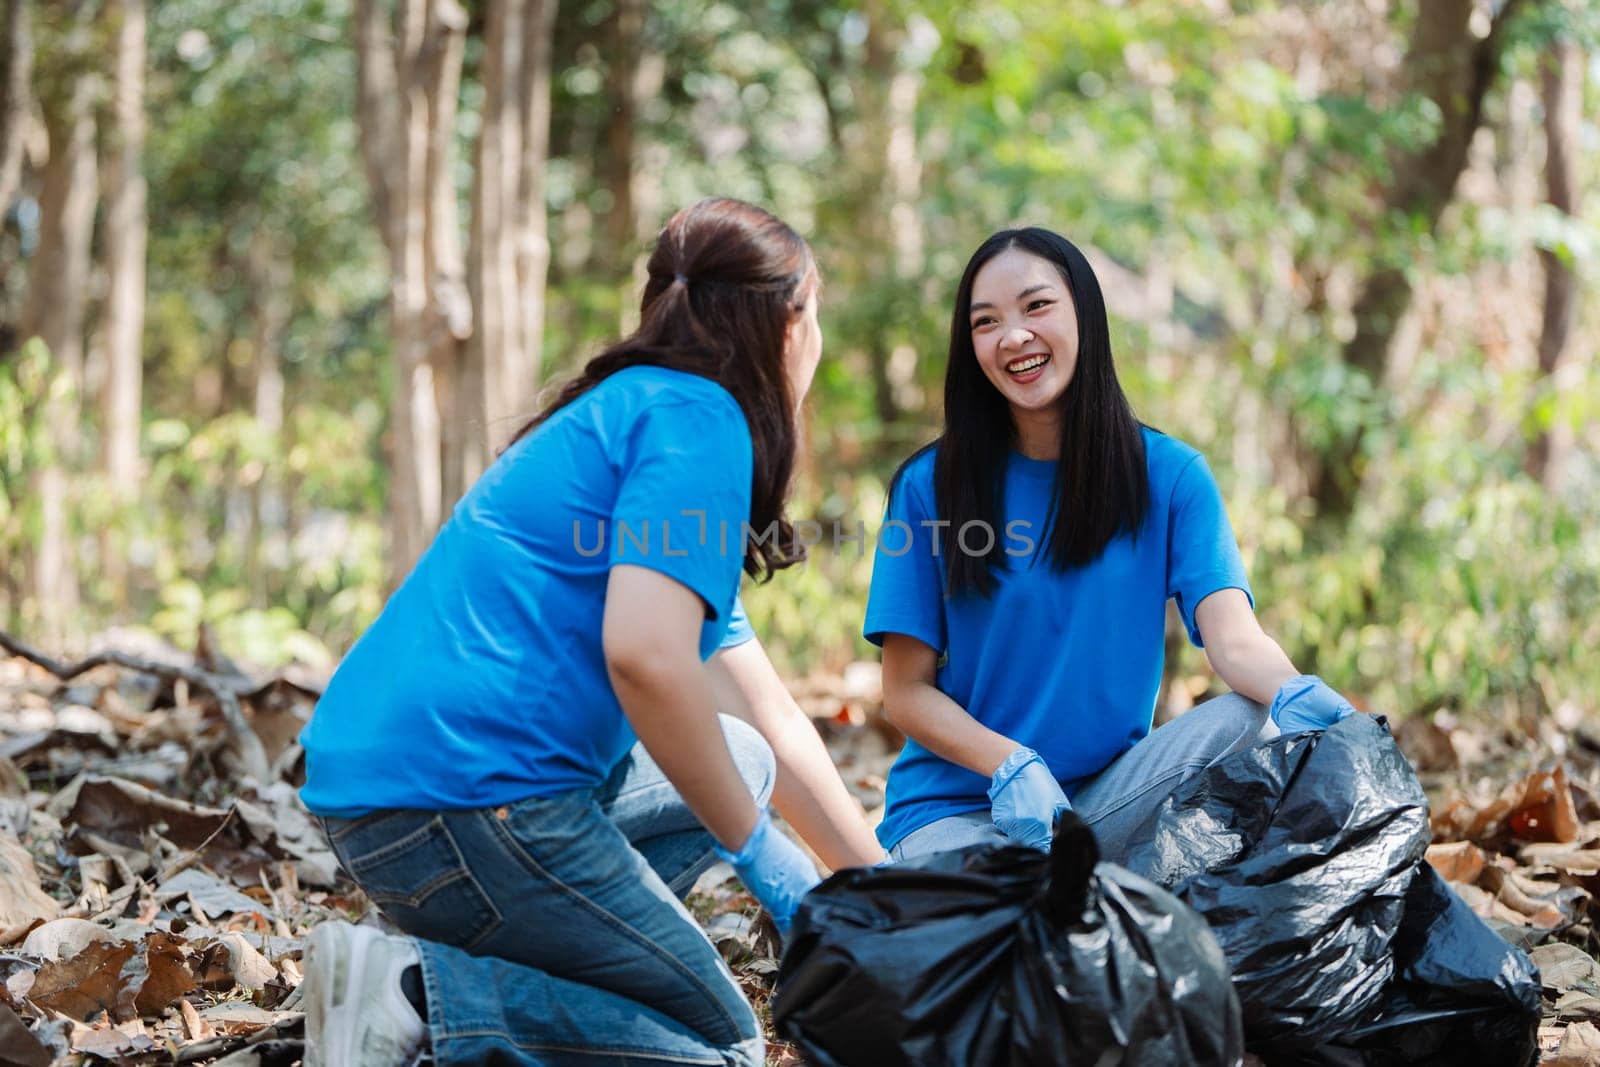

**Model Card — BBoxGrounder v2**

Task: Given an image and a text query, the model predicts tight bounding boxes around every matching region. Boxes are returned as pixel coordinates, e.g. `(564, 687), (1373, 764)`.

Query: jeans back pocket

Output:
(335, 813), (503, 950)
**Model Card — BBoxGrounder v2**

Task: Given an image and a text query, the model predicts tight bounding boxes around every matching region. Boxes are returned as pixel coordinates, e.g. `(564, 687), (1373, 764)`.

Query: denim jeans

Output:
(888, 692), (1270, 863)
(320, 714), (776, 1066)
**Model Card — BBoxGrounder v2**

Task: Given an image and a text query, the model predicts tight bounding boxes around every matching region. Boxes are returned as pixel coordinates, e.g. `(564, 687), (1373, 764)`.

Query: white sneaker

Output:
(304, 921), (427, 1067)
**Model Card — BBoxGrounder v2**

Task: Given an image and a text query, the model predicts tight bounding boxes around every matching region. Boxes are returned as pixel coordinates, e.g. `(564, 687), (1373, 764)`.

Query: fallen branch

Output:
(0, 631), (273, 784)
(172, 1013), (304, 1063)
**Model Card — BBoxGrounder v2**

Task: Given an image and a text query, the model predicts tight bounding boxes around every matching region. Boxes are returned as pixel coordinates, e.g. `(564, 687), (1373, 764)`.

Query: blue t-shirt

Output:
(301, 366), (754, 816)
(864, 427), (1251, 849)
(723, 597), (755, 648)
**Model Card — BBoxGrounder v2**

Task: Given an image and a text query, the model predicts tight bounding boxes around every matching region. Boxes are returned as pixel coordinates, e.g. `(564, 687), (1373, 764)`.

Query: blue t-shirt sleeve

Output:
(609, 395), (751, 638)
(1166, 453), (1252, 647)
(719, 596), (755, 649)
(863, 463), (946, 652)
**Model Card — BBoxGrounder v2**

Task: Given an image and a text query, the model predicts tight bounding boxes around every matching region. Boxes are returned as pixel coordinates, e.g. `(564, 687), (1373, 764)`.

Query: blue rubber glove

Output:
(714, 810), (820, 936)
(988, 746), (1070, 852)
(1270, 675), (1357, 734)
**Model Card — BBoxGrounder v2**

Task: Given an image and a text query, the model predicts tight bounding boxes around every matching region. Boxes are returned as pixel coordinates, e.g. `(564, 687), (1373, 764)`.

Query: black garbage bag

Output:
(772, 811), (1243, 1067)
(1122, 714), (1540, 1066)
(1331, 866), (1541, 1067)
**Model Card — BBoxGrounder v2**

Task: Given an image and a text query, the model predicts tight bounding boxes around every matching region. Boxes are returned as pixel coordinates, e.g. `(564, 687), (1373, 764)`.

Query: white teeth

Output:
(1008, 355), (1048, 374)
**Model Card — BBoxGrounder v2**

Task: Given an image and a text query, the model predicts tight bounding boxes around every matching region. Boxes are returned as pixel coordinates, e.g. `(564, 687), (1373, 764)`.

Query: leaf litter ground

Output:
(0, 633), (1594, 1065)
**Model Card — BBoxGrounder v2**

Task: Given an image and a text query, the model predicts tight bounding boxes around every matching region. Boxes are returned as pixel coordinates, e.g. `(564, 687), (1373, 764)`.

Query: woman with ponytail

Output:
(297, 198), (883, 1066)
(866, 227), (1359, 863)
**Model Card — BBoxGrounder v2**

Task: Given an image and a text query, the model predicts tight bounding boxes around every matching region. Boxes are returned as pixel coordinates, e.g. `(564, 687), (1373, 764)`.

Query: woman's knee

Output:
(1188, 691), (1271, 748)
(717, 714), (776, 808)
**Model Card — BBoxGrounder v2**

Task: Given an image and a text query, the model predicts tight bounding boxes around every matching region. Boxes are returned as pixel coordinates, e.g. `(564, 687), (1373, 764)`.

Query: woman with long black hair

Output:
(866, 227), (1357, 861)
(298, 198), (884, 1066)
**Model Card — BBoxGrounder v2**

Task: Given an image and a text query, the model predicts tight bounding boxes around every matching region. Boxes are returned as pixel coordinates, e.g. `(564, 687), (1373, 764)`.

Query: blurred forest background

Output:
(0, 0), (1596, 725)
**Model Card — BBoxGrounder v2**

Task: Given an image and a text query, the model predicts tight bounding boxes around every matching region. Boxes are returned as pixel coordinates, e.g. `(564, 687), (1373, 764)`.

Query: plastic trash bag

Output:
(772, 811), (1243, 1067)
(1331, 865), (1542, 1067)
(1122, 714), (1540, 1065)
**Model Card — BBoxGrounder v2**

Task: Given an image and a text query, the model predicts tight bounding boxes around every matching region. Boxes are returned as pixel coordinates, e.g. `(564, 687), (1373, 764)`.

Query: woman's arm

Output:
(880, 633), (1019, 778)
(1193, 588), (1298, 704)
(603, 564), (761, 850)
(707, 639), (887, 870)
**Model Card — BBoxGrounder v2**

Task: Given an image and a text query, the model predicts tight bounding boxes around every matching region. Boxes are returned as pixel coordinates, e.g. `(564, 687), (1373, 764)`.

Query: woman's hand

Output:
(988, 746), (1070, 851)
(715, 810), (821, 935)
(1269, 676), (1356, 734)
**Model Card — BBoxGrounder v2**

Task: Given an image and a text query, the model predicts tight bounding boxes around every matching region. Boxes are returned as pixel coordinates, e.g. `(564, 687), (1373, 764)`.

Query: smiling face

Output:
(968, 248), (1079, 441)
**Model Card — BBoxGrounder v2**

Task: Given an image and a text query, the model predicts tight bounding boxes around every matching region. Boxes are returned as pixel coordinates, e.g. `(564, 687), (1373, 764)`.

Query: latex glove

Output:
(715, 810), (820, 936)
(988, 746), (1070, 852)
(1270, 675), (1356, 734)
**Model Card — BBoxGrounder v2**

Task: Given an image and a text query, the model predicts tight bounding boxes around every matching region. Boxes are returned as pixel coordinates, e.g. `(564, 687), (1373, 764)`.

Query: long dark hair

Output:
(507, 197), (815, 579)
(922, 227), (1148, 598)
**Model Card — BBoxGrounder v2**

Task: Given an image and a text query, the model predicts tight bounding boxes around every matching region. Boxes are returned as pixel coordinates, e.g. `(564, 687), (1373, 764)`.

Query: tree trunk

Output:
(247, 231), (289, 603)
(1524, 36), (1582, 488)
(512, 0), (555, 424)
(355, 0), (468, 585)
(99, 0), (146, 595)
(421, 0), (470, 509)
(598, 0), (644, 280)
(845, 2), (923, 443)
(461, 0), (524, 499)
(1309, 0), (1531, 521)
(0, 0), (32, 215)
(460, 0), (556, 492)
(22, 8), (97, 645)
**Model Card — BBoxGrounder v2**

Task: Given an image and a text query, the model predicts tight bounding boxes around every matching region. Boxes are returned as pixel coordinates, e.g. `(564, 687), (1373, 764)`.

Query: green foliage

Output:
(6, 0), (1594, 727)
(0, 342), (59, 633)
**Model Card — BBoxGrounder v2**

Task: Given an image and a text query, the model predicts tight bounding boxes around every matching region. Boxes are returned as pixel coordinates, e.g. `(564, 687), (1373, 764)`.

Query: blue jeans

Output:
(888, 692), (1270, 863)
(320, 715), (776, 1066)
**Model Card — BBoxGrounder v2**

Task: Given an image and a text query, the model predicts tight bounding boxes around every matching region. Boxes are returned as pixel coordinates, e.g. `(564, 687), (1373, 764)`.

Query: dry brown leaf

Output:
(1395, 716), (1459, 772)
(179, 995), (214, 1041)
(1481, 867), (1589, 927)
(50, 775), (233, 852)
(156, 868), (271, 919)
(28, 930), (198, 1022)
(230, 785), (339, 887)
(194, 931), (278, 993)
(239, 677), (316, 764)
(1543, 1026), (1571, 1056)
(20, 918), (115, 961)
(1557, 991), (1600, 1024)
(29, 938), (137, 1020)
(1425, 840), (1486, 884)
(121, 930), (201, 1018)
(5, 968), (33, 1002)
(1433, 763), (1581, 849)
(1448, 881), (1529, 926)
(68, 1016), (156, 1057)
(198, 1000), (294, 1035)
(0, 758), (28, 800)
(1532, 943), (1600, 993)
(1510, 765), (1581, 843)
(0, 834), (57, 930)
(1547, 1020), (1600, 1067)
(1519, 845), (1600, 876)
(0, 1002), (51, 1067)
